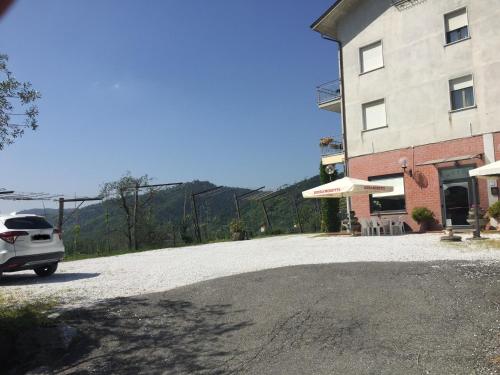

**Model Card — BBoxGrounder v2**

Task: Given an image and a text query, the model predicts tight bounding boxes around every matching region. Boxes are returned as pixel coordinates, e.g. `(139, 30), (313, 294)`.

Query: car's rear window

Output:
(4, 217), (53, 229)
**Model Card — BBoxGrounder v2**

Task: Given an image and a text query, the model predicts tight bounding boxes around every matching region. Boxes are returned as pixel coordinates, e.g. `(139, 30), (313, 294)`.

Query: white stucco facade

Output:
(314, 0), (500, 158)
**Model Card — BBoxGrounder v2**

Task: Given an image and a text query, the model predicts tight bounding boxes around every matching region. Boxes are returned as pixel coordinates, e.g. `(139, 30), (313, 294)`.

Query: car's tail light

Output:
(53, 228), (62, 240)
(0, 231), (29, 244)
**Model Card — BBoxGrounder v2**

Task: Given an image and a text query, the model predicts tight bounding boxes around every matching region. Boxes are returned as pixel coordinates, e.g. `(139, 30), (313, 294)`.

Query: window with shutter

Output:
(449, 75), (475, 110)
(363, 99), (387, 130)
(360, 41), (383, 73)
(444, 8), (469, 44)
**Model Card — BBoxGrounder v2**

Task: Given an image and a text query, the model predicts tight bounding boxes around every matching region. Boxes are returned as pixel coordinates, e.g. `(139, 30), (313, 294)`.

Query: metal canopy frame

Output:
(191, 186), (225, 243)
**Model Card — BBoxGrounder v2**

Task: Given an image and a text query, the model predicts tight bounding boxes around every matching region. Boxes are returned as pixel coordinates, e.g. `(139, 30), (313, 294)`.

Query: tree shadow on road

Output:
(54, 296), (253, 374)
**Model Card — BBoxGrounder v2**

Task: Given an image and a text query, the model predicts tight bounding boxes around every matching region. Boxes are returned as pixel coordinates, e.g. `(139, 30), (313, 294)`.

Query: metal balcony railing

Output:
(319, 137), (344, 156)
(316, 79), (341, 106)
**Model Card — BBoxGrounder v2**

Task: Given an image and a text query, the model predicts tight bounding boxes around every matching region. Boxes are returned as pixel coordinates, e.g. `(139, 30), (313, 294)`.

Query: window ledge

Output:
(444, 36), (471, 47)
(449, 105), (477, 114)
(370, 210), (407, 216)
(362, 125), (388, 133)
(359, 66), (385, 76)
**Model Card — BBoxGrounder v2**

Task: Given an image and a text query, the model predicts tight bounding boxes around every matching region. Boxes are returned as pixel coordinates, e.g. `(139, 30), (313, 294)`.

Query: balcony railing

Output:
(319, 137), (343, 156)
(316, 79), (341, 106)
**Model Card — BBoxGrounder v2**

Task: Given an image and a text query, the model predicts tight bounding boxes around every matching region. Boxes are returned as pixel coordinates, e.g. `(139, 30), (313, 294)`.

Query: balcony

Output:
(316, 79), (341, 112)
(320, 137), (345, 165)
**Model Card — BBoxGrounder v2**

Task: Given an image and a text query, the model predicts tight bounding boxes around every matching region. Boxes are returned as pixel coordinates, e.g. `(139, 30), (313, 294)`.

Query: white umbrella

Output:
(302, 177), (394, 199)
(469, 161), (500, 179)
(467, 162), (499, 239)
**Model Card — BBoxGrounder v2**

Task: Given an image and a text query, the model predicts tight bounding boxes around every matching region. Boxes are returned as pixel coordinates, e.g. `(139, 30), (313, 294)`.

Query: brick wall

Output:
(348, 135), (491, 231)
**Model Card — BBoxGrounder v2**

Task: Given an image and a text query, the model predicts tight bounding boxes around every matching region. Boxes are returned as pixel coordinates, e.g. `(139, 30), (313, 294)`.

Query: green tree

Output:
(100, 172), (156, 250)
(319, 163), (340, 232)
(0, 54), (41, 149)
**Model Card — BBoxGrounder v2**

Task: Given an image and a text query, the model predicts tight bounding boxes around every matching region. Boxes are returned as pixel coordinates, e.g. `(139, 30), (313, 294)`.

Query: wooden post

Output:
(191, 193), (202, 243)
(234, 192), (241, 220)
(58, 197), (64, 231)
(261, 201), (271, 231)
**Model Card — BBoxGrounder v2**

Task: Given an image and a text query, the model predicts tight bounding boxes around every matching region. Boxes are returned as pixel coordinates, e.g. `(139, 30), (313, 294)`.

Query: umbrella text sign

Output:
(302, 177), (394, 199)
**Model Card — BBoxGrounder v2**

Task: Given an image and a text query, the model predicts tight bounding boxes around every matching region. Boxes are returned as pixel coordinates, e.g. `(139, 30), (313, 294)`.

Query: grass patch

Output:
(0, 293), (56, 336)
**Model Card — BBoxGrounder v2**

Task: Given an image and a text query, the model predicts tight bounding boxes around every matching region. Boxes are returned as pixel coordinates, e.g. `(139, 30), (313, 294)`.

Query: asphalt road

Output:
(48, 261), (500, 374)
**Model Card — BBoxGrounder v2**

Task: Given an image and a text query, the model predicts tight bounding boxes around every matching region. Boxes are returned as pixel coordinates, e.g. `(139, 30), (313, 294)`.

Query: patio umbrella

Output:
(467, 162), (500, 239)
(302, 177), (394, 199)
(302, 177), (394, 233)
(469, 161), (500, 179)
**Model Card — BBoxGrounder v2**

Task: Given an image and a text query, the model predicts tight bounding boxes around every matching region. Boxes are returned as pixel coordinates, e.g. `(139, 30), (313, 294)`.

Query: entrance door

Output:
(442, 181), (470, 226)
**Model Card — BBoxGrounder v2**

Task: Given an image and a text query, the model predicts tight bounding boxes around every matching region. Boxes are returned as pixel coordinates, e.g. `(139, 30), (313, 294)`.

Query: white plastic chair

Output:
(370, 217), (383, 236)
(393, 216), (406, 235)
(360, 218), (372, 236)
(380, 218), (392, 235)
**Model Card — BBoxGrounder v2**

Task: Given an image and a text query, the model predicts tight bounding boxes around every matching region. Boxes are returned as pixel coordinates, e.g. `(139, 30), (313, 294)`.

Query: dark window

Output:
(446, 25), (469, 44)
(370, 196), (406, 213)
(451, 86), (474, 110)
(369, 175), (406, 213)
(4, 216), (53, 229)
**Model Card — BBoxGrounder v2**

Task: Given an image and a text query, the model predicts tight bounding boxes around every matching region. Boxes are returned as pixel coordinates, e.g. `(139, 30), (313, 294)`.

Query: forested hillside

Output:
(21, 176), (345, 255)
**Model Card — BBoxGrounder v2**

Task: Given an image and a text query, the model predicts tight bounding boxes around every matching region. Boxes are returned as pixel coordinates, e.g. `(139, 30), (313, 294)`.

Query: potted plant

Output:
(230, 219), (246, 241)
(411, 207), (435, 232)
(467, 205), (487, 229)
(487, 201), (500, 230)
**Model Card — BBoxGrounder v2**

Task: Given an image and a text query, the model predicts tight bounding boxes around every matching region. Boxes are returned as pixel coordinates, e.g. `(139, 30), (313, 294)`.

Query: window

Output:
(445, 8), (469, 44)
(362, 99), (386, 130)
(4, 216), (53, 229)
(360, 41), (383, 73)
(449, 75), (475, 110)
(370, 175), (406, 213)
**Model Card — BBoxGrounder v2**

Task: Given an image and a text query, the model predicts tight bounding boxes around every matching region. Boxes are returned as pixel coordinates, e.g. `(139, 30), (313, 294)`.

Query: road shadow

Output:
(50, 296), (252, 374)
(0, 272), (100, 285)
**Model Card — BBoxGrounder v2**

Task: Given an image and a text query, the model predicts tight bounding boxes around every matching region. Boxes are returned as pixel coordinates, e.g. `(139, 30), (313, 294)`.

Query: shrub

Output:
(229, 219), (244, 234)
(487, 201), (500, 219)
(411, 207), (435, 224)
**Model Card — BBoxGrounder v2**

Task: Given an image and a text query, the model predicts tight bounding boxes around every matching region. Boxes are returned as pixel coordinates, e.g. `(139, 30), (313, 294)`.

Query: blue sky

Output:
(0, 0), (340, 211)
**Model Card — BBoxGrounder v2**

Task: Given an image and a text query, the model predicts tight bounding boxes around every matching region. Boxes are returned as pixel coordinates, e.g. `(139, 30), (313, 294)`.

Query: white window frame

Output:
(359, 40), (384, 74)
(362, 99), (387, 131)
(448, 74), (476, 112)
(443, 7), (471, 46)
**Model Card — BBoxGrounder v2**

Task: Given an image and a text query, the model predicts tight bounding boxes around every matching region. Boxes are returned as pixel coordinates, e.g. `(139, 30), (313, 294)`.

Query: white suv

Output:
(0, 214), (65, 278)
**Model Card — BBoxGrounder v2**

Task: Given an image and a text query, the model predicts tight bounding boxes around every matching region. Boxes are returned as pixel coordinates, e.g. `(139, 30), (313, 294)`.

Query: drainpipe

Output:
(321, 34), (349, 177)
(321, 34), (352, 231)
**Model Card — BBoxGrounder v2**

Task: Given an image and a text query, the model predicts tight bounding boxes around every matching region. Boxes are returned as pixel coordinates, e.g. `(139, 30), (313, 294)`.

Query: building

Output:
(311, 0), (500, 231)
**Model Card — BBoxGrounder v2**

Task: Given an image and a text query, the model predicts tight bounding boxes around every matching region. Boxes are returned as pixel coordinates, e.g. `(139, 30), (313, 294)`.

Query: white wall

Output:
(329, 0), (500, 157)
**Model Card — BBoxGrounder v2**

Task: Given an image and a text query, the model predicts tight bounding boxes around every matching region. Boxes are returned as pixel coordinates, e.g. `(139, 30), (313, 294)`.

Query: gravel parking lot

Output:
(2, 233), (500, 307)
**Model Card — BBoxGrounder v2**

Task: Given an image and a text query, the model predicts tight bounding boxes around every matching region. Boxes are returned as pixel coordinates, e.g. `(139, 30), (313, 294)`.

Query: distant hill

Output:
(20, 176), (338, 254)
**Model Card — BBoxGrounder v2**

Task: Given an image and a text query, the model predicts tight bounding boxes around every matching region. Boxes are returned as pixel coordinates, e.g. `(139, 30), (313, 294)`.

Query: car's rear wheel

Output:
(34, 263), (58, 277)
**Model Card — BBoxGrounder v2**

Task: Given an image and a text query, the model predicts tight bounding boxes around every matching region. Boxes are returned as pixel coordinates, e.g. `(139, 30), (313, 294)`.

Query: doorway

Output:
(439, 166), (474, 227)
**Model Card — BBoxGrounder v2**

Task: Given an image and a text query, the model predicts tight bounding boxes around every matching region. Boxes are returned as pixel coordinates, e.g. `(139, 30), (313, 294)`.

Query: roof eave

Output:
(310, 0), (344, 39)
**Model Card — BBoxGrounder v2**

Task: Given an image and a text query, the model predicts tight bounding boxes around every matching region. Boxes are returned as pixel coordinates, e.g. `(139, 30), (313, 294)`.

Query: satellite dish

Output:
(325, 164), (336, 175)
